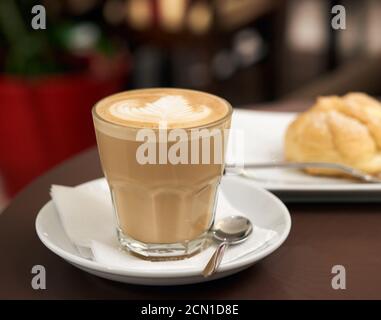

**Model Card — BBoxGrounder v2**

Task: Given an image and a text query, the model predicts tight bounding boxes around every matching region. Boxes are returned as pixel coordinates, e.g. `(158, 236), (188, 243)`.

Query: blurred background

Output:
(0, 0), (381, 208)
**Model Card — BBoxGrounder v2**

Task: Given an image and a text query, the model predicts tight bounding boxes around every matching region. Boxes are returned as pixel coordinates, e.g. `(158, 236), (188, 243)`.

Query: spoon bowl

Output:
(213, 216), (253, 244)
(202, 216), (253, 277)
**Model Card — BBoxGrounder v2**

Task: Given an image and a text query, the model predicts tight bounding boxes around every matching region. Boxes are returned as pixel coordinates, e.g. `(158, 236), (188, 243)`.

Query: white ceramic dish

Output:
(35, 176), (291, 286)
(229, 110), (381, 202)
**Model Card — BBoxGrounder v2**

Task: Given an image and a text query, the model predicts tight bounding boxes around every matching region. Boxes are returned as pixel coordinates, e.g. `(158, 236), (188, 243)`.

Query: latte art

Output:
(95, 88), (230, 129)
(110, 95), (211, 124)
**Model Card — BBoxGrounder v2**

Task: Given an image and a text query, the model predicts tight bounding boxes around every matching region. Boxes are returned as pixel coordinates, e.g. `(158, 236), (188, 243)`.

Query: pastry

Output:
(284, 93), (381, 176)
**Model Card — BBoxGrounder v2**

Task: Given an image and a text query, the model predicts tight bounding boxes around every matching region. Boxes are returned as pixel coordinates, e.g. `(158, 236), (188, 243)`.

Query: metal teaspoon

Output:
(202, 216), (253, 277)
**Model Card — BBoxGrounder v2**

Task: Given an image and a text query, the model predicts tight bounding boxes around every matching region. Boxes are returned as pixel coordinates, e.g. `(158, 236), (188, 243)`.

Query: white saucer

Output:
(35, 176), (291, 286)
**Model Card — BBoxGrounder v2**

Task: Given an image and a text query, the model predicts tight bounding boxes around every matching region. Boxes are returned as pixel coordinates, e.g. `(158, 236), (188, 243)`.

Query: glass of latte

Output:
(92, 88), (232, 260)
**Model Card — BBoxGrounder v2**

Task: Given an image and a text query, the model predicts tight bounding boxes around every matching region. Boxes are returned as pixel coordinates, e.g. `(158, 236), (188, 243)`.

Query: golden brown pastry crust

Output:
(285, 93), (381, 176)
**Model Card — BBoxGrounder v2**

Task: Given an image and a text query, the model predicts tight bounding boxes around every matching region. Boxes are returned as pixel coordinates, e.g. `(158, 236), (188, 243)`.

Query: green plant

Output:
(0, 0), (117, 76)
(0, 0), (62, 75)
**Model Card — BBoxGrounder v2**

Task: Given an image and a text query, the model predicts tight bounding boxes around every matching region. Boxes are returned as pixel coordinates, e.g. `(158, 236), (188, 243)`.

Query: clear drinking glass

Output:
(92, 89), (232, 260)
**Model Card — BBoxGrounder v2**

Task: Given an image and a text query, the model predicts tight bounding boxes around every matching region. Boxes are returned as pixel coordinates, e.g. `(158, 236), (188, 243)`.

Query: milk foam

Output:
(95, 88), (231, 129)
(109, 95), (211, 123)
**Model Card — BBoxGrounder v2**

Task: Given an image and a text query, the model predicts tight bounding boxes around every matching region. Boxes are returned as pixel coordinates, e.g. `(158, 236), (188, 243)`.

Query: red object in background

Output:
(0, 69), (126, 197)
(0, 78), (48, 196)
(35, 73), (125, 167)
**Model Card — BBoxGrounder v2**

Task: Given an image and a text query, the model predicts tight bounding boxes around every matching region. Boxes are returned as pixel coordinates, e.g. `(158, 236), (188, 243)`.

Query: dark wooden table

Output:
(1, 101), (381, 299)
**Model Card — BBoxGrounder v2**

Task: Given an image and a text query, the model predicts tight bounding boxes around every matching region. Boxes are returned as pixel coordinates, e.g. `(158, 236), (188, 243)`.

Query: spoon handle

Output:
(202, 241), (228, 277)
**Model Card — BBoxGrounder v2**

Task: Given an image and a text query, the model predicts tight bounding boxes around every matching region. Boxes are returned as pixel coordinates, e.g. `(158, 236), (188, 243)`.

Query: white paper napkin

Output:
(51, 183), (277, 271)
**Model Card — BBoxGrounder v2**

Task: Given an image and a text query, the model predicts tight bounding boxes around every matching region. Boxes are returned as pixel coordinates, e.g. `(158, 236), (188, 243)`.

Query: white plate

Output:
(229, 110), (381, 202)
(35, 177), (291, 286)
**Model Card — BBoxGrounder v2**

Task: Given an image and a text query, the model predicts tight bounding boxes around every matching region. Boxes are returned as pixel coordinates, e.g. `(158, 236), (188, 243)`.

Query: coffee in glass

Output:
(93, 88), (232, 260)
